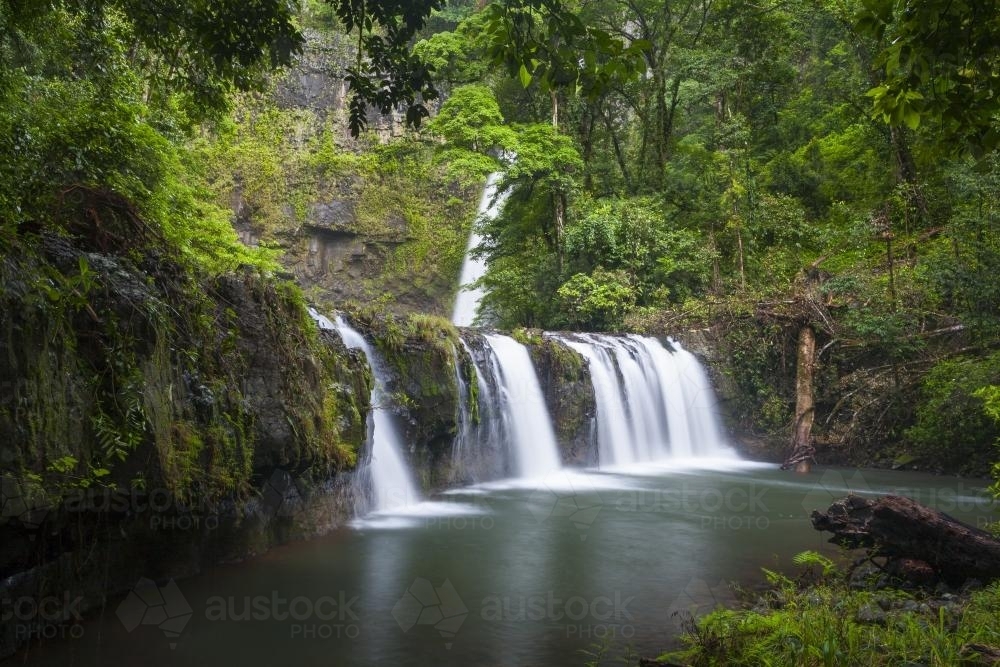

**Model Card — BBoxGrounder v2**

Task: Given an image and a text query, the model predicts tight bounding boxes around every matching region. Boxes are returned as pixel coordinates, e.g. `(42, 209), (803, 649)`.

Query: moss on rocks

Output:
(526, 336), (597, 465)
(0, 230), (370, 658)
(344, 308), (463, 491)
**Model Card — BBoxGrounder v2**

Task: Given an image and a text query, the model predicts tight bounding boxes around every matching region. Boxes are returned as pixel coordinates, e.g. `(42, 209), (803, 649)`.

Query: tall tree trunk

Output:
(603, 109), (631, 192)
(581, 106), (595, 191)
(653, 70), (668, 176)
(736, 224), (746, 290)
(708, 227), (721, 292)
(554, 193), (566, 272)
(550, 89), (559, 129)
(783, 324), (816, 472)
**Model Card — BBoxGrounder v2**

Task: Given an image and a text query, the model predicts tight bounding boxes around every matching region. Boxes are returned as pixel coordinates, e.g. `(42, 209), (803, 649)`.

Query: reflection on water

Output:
(21, 464), (998, 666)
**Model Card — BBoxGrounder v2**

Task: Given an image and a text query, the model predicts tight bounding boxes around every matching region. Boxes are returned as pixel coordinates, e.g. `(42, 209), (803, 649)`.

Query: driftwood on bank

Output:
(811, 495), (1000, 584)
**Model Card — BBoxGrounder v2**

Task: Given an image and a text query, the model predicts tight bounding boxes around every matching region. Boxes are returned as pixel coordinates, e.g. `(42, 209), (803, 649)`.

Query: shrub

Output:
(906, 351), (1000, 473)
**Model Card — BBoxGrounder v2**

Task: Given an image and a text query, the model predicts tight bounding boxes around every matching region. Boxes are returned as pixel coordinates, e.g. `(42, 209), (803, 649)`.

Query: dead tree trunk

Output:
(812, 495), (1000, 584)
(782, 324), (816, 472)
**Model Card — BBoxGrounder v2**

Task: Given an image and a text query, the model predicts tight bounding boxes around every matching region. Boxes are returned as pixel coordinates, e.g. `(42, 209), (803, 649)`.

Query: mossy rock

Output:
(526, 336), (597, 466)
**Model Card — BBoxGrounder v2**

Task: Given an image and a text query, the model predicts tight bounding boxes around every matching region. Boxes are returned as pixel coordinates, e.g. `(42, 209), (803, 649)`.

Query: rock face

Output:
(348, 311), (466, 492)
(527, 336), (598, 466)
(214, 27), (480, 318)
(0, 234), (370, 660)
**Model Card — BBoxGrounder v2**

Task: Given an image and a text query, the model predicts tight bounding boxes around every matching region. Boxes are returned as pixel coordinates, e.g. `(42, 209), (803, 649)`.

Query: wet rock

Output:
(526, 336), (597, 466)
(962, 579), (984, 594)
(849, 561), (881, 590)
(856, 605), (887, 625)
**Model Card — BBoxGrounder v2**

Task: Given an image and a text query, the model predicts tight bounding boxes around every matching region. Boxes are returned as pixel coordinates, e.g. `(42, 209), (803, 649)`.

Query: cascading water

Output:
(309, 308), (420, 512)
(451, 172), (509, 327)
(450, 339), (508, 482)
(558, 335), (637, 466)
(448, 171), (735, 472)
(555, 333), (734, 466)
(481, 334), (562, 478)
(670, 342), (732, 453)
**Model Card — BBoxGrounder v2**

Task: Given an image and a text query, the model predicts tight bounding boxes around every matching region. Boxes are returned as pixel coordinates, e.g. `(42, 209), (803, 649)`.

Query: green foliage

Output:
(477, 0), (647, 102)
(906, 352), (1000, 472)
(0, 0), (301, 120)
(720, 318), (792, 434)
(425, 84), (512, 152)
(412, 16), (490, 88)
(555, 268), (635, 331)
(791, 551), (837, 578)
(505, 123), (583, 199)
(425, 84), (513, 183)
(974, 385), (1000, 503)
(857, 0), (1000, 155)
(328, 0), (448, 134)
(566, 196), (712, 305)
(667, 577), (1000, 667)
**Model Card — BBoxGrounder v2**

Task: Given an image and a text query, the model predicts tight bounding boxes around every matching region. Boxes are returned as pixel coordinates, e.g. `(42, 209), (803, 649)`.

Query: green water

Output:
(21, 463), (997, 666)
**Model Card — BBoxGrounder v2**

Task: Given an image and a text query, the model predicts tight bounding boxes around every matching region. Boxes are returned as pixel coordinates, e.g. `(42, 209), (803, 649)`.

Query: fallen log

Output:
(811, 495), (1000, 584)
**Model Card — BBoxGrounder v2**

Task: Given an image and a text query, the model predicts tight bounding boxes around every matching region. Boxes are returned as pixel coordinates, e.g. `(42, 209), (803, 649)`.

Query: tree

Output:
(327, 0), (644, 135)
(0, 0), (303, 117)
(424, 84), (515, 182)
(857, 0), (1000, 155)
(502, 122), (583, 257)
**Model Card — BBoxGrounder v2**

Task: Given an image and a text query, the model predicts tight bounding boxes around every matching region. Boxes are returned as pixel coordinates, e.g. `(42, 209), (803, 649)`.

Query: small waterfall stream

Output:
(452, 172), (508, 327)
(309, 308), (421, 512)
(482, 334), (562, 478)
(555, 334), (735, 466)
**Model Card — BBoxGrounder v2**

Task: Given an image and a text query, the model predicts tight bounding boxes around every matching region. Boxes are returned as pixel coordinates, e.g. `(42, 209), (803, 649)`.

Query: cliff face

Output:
(216, 26), (480, 318)
(0, 231), (372, 659)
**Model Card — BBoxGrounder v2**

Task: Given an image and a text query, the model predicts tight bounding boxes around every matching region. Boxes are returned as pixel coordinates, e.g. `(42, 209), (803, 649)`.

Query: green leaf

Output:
(518, 63), (532, 88)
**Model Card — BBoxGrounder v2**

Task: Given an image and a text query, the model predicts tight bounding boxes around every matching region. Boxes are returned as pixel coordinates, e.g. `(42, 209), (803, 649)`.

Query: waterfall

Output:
(480, 334), (562, 478)
(309, 308), (421, 512)
(555, 333), (734, 465)
(450, 340), (507, 482)
(451, 172), (509, 327)
(671, 343), (732, 454)
(558, 336), (636, 466)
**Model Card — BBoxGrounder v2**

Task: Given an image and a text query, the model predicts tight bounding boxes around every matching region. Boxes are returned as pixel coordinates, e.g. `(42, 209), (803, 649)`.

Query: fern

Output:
(792, 550), (837, 577)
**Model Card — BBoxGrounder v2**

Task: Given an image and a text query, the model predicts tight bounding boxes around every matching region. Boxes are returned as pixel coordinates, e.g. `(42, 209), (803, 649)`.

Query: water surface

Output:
(22, 464), (997, 666)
